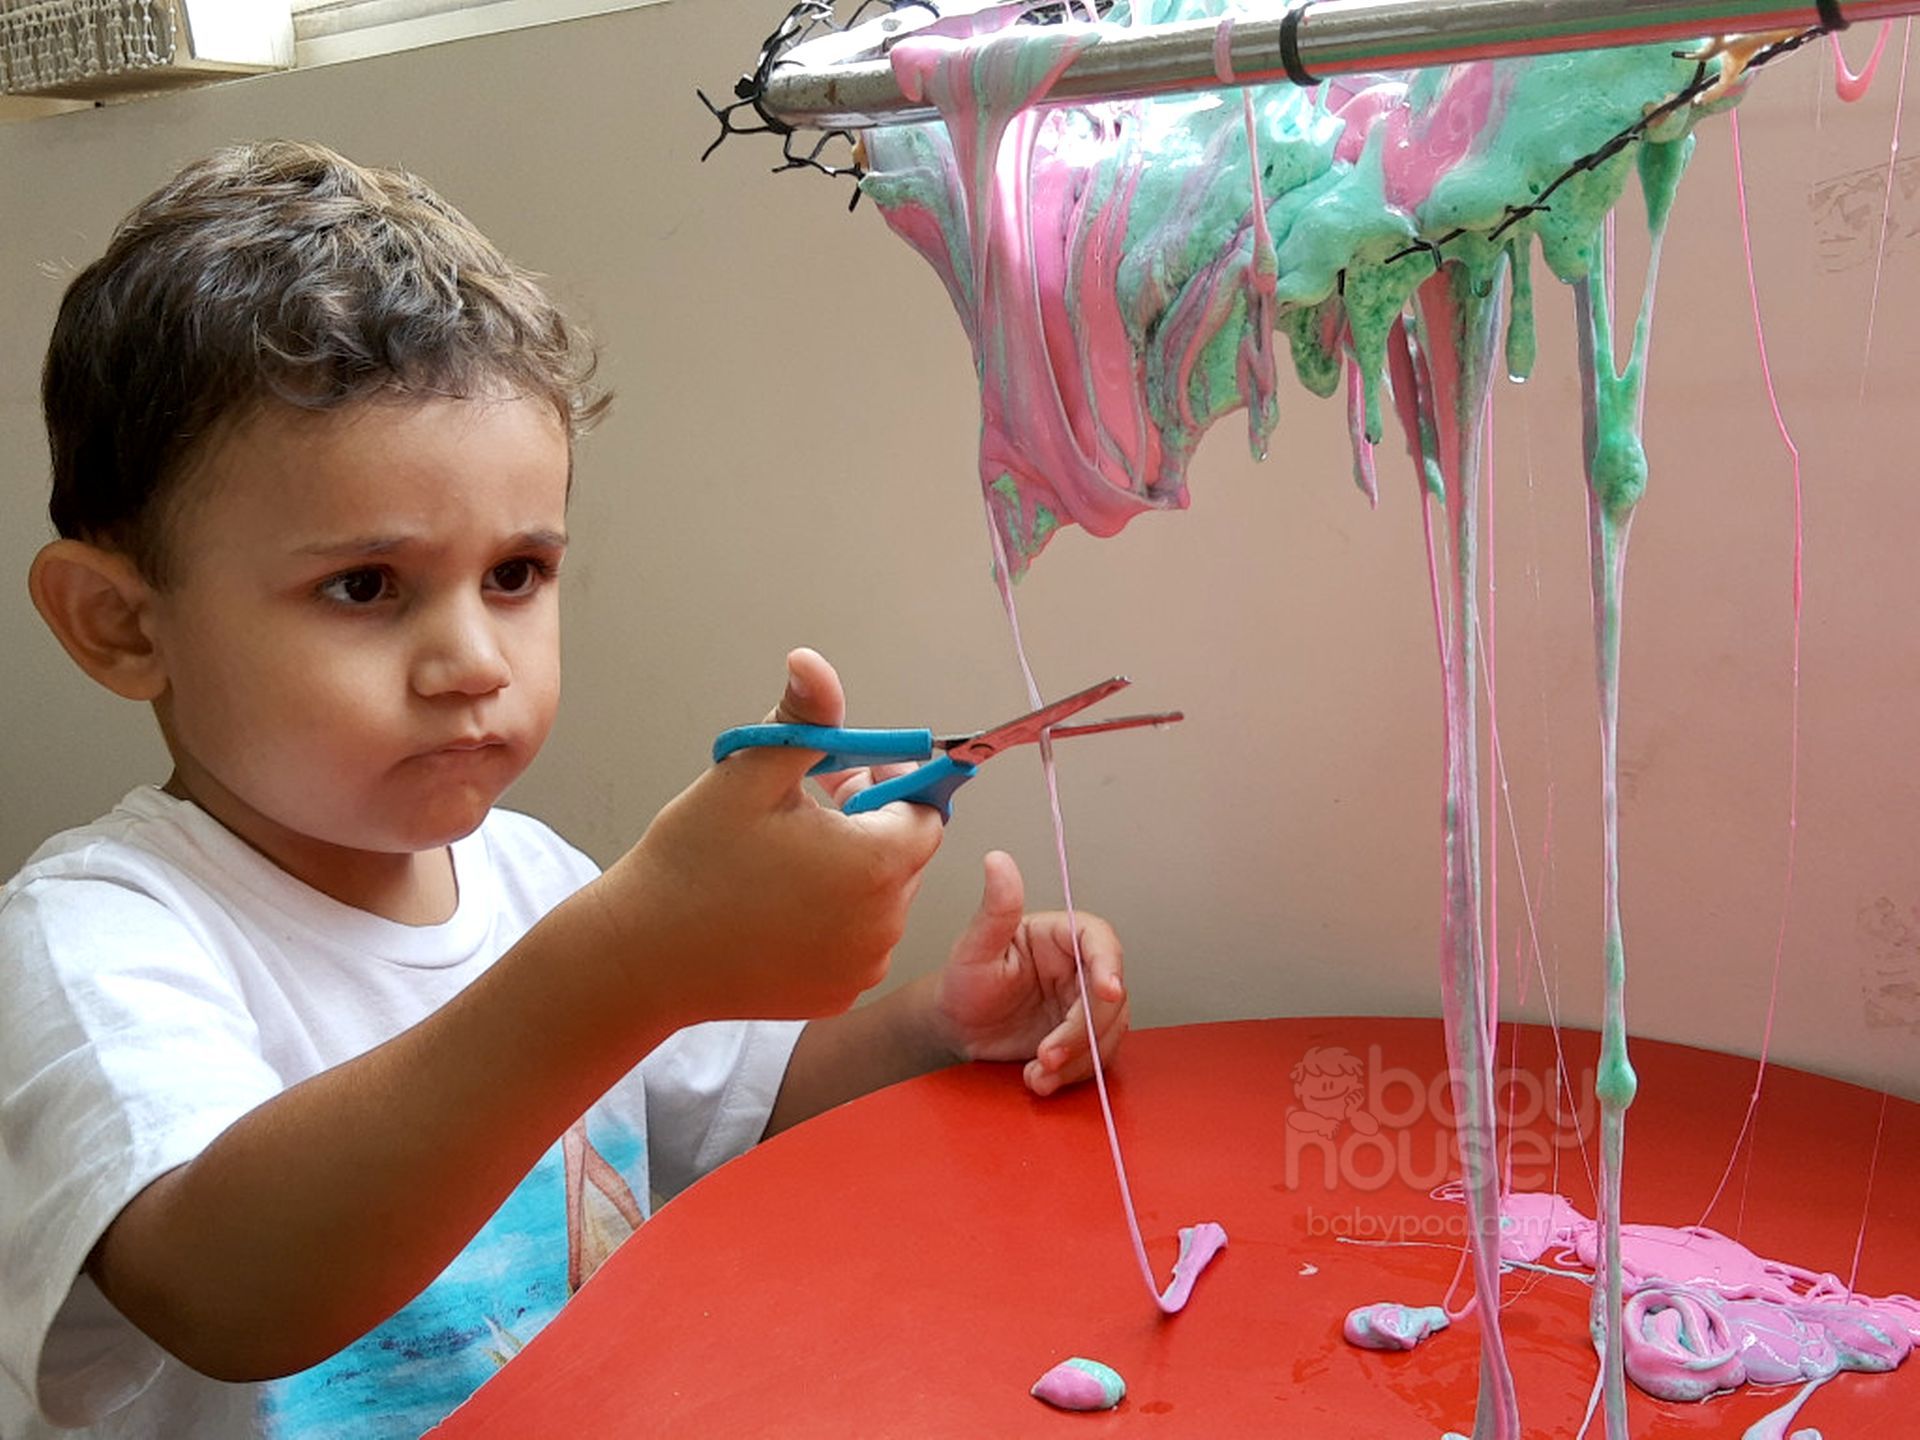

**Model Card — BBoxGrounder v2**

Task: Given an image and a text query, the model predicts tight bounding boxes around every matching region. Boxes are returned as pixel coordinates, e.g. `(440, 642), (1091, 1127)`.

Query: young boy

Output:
(0, 140), (1130, 1439)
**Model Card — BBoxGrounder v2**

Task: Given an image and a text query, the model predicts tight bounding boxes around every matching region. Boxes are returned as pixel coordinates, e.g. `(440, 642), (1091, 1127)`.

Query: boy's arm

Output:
(763, 850), (1129, 1136)
(90, 878), (666, 1382)
(761, 974), (955, 1134)
(87, 658), (944, 1384)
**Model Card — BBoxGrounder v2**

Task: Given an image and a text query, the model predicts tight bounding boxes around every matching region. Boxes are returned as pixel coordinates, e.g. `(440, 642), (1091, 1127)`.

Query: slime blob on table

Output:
(847, 1), (1910, 1437)
(1344, 1301), (1452, 1351)
(1030, 1355), (1128, 1410)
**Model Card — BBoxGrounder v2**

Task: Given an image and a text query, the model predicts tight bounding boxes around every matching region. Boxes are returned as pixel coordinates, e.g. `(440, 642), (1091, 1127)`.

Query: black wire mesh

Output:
(699, 1), (1838, 245)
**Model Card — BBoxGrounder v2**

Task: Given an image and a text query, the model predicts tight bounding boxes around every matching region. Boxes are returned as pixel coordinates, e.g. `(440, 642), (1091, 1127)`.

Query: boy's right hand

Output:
(596, 649), (945, 1024)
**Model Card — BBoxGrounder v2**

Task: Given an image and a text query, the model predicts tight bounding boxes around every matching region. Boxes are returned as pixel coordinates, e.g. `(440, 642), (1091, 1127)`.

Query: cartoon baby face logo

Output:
(1287, 1044), (1380, 1138)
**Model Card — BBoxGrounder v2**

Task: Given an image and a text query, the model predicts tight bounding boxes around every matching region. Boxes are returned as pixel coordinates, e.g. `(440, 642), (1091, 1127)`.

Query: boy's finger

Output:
(1083, 951), (1127, 1006)
(812, 766), (863, 806)
(1070, 920), (1126, 993)
(1028, 1015), (1098, 1094)
(1032, 992), (1129, 1093)
(815, 758), (921, 809)
(845, 793), (946, 868)
(1038, 1009), (1091, 1070)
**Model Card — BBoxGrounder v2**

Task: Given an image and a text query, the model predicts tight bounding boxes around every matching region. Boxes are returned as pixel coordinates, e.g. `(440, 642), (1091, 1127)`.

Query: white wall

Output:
(2, 4), (1916, 1101)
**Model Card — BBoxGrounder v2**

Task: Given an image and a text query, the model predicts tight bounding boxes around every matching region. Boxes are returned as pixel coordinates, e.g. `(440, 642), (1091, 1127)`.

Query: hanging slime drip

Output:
(861, 1), (1718, 572)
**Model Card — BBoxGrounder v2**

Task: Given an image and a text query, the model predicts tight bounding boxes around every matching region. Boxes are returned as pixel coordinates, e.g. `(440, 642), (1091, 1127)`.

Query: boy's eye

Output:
(319, 568), (393, 605)
(488, 557), (552, 596)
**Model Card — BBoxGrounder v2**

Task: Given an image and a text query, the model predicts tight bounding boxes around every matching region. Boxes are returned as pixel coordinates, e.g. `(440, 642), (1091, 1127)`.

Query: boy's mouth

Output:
(427, 734), (508, 755)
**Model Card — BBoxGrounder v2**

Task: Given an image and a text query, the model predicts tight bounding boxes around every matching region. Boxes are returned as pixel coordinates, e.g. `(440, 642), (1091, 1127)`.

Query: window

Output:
(291, 0), (668, 68)
(0, 0), (668, 111)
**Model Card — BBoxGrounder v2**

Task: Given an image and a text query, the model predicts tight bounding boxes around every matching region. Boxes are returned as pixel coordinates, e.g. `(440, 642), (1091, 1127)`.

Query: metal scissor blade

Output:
(1045, 710), (1184, 741)
(941, 676), (1132, 765)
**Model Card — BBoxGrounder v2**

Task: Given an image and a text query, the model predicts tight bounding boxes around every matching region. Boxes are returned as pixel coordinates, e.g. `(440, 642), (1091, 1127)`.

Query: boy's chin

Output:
(391, 807), (498, 853)
(371, 788), (510, 854)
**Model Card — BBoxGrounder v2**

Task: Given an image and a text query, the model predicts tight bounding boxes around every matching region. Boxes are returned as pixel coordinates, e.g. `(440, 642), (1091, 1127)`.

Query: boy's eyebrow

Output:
(505, 528), (569, 552)
(293, 528), (569, 559)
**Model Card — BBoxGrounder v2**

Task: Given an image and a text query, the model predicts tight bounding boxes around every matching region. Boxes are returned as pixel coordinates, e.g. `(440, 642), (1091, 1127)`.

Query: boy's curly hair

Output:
(41, 139), (608, 585)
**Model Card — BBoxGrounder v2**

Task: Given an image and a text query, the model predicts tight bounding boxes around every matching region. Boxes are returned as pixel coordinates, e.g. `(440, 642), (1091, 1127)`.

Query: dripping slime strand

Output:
(1857, 18), (1912, 396)
(1471, 584), (1599, 1200)
(1409, 267), (1520, 1440)
(895, 1), (1232, 1311)
(1696, 107), (1806, 1236)
(988, 518), (1227, 1314)
(1847, 1091), (1891, 1295)
(1485, 388), (1512, 1205)
(1570, 127), (1691, 1440)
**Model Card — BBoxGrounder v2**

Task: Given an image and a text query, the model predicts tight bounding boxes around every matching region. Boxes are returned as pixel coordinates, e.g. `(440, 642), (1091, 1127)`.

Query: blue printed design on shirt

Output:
(261, 1124), (646, 1438)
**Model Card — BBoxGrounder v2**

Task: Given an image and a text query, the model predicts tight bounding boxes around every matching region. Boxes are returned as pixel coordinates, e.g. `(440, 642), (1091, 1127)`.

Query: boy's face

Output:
(144, 393), (569, 886)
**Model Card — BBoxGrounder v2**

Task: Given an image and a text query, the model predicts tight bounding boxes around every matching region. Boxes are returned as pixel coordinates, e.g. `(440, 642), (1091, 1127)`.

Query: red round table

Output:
(429, 1018), (1919, 1437)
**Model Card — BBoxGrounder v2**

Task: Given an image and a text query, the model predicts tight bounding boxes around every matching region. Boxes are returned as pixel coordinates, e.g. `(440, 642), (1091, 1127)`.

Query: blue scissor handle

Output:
(843, 754), (979, 821)
(711, 724), (934, 777)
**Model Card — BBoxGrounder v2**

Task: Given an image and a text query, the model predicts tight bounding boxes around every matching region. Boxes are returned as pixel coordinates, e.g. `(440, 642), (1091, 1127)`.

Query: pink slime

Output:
(1498, 1192), (1920, 1405)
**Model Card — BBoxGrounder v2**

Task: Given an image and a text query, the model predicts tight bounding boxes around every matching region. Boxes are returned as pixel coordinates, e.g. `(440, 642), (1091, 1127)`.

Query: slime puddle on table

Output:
(1345, 1189), (1920, 1438)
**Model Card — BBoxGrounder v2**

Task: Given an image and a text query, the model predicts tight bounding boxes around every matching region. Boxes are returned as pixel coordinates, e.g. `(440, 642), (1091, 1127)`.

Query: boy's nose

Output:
(412, 599), (512, 698)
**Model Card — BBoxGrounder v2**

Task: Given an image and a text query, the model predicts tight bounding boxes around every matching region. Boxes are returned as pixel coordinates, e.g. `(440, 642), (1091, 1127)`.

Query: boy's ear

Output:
(28, 539), (168, 701)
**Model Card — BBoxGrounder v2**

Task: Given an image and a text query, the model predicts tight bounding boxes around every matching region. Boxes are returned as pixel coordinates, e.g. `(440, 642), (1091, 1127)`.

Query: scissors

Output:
(711, 676), (1183, 820)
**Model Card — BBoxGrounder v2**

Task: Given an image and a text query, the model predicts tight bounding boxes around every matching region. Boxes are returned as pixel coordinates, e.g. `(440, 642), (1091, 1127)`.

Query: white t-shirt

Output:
(0, 787), (803, 1439)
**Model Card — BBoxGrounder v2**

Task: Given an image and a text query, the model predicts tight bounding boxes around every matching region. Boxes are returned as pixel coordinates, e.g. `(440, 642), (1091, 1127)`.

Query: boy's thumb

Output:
(950, 850), (1025, 969)
(720, 648), (849, 797)
(765, 647), (841, 728)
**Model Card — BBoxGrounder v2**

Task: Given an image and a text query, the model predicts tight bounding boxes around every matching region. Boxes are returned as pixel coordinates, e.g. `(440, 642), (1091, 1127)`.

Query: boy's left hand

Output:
(930, 851), (1129, 1096)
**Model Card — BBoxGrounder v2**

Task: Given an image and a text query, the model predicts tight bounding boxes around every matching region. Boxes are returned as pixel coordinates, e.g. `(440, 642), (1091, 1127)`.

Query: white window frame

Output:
(290, 0), (669, 68)
(0, 0), (670, 117)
